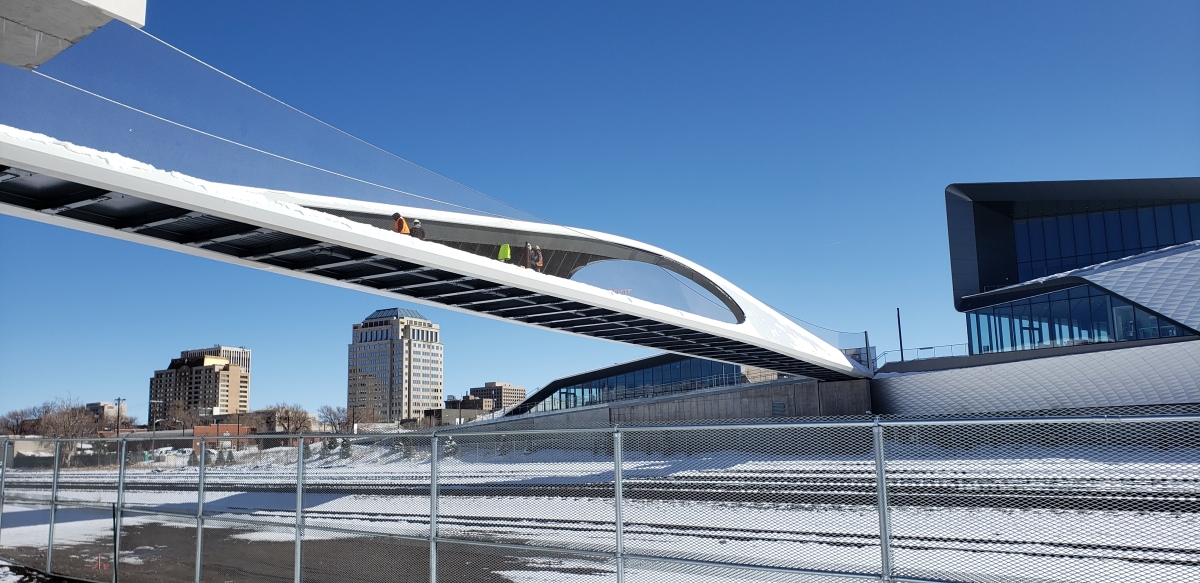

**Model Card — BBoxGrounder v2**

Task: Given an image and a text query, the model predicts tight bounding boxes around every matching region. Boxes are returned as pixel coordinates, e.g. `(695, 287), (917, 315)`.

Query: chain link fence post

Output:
(47, 440), (61, 574)
(872, 418), (893, 581)
(194, 437), (206, 583)
(294, 435), (306, 583)
(114, 438), (127, 583)
(429, 434), (439, 583)
(613, 428), (624, 583)
(0, 439), (9, 548)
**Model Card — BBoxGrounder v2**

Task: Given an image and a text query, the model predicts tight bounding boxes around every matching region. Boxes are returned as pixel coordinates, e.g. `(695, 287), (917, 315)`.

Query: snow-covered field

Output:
(2, 440), (1197, 582)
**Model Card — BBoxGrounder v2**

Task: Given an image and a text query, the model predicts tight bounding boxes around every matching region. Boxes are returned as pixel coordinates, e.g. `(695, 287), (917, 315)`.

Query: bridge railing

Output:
(2, 413), (1198, 582)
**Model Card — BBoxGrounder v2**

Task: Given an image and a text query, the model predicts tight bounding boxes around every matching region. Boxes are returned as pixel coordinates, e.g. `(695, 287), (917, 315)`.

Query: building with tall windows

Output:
(870, 178), (1200, 417)
(347, 308), (444, 422)
(509, 353), (786, 416)
(945, 178), (1199, 355)
(149, 348), (251, 423)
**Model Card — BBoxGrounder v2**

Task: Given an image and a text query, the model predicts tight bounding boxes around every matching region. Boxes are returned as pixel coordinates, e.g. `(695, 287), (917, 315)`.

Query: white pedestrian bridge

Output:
(0, 124), (869, 380)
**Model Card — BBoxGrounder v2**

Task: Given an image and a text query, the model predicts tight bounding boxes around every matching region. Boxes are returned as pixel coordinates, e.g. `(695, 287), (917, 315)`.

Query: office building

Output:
(86, 401), (128, 422)
(468, 382), (527, 411)
(148, 351), (251, 423)
(347, 308), (444, 422)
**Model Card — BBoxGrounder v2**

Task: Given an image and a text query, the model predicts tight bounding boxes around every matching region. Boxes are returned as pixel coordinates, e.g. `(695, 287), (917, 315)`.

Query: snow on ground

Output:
(3, 442), (1198, 582)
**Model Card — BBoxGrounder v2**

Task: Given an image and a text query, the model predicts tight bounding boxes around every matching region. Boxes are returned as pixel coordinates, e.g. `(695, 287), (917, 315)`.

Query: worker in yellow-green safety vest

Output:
(497, 243), (511, 262)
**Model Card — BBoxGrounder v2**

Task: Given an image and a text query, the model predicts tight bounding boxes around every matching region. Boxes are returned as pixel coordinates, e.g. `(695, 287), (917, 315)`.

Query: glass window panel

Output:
(1192, 203), (1200, 241)
(1061, 256), (1077, 271)
(691, 359), (702, 379)
(1137, 207), (1157, 249)
(1017, 262), (1033, 282)
(1155, 205), (1176, 247)
(1159, 320), (1183, 338)
(1028, 219), (1046, 261)
(1058, 215), (1076, 257)
(1014, 220), (1031, 263)
(995, 305), (1014, 351)
(1088, 212), (1108, 254)
(1172, 204), (1192, 244)
(1070, 297), (1092, 343)
(968, 313), (980, 354)
(1050, 300), (1072, 347)
(1135, 308), (1159, 340)
(1048, 289), (1069, 302)
(1046, 258), (1062, 275)
(633, 370), (643, 387)
(653, 366), (663, 385)
(1102, 211), (1122, 254)
(1032, 261), (1047, 278)
(1067, 285), (1089, 299)
(1111, 298), (1136, 341)
(1030, 302), (1052, 348)
(1073, 214), (1091, 256)
(671, 361), (682, 383)
(1043, 217), (1061, 259)
(1089, 296), (1112, 343)
(700, 360), (711, 378)
(977, 308), (994, 353)
(1120, 209), (1140, 254)
(1011, 302), (1032, 350)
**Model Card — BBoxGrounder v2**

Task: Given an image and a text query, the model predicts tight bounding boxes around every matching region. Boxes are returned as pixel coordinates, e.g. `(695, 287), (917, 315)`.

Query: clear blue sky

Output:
(1, 1), (1198, 421)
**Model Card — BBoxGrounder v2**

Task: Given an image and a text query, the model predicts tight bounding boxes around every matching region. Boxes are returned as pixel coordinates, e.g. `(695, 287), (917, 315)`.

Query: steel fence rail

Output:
(1, 411), (1198, 582)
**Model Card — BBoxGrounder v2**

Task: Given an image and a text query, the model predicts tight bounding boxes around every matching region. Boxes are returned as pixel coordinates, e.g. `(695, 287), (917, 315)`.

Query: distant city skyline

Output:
(2, 1), (1197, 415)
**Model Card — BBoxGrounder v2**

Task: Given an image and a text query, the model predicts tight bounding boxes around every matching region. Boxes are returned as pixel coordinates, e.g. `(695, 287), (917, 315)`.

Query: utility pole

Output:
(896, 308), (905, 362)
(114, 397), (125, 438)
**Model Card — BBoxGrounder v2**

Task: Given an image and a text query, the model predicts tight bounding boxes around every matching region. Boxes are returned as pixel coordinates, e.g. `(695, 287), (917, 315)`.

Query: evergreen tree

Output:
(339, 438), (351, 459)
(304, 440), (313, 459)
(187, 448), (198, 467)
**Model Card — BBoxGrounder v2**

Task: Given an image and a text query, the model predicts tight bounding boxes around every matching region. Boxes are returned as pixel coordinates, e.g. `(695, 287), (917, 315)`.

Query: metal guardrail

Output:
(1, 413), (1198, 582)
(874, 343), (970, 369)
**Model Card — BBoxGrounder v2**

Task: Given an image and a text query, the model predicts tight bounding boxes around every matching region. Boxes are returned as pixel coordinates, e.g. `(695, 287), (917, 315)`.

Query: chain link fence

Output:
(1, 414), (1198, 582)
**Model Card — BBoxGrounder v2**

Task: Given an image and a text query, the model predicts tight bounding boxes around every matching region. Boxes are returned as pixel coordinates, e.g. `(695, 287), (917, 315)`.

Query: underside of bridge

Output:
(0, 164), (857, 380)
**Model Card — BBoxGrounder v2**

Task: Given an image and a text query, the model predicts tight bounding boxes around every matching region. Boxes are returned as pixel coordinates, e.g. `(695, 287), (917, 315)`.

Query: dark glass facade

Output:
(967, 284), (1192, 355)
(1014, 202), (1200, 282)
(529, 357), (739, 413)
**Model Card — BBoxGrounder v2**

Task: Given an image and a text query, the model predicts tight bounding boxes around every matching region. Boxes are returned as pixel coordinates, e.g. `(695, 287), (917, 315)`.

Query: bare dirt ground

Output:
(2, 521), (612, 583)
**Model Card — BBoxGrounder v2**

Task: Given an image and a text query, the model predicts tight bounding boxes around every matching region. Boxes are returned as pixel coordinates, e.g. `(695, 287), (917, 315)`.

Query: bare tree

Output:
(346, 405), (379, 429)
(39, 398), (98, 439)
(165, 400), (202, 429)
(266, 403), (312, 434)
(317, 405), (347, 433)
(1, 405), (47, 435)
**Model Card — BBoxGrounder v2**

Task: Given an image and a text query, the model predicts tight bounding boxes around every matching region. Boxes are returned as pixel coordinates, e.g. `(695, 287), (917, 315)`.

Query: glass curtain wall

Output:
(967, 285), (1193, 355)
(531, 357), (739, 413)
(1014, 202), (1200, 282)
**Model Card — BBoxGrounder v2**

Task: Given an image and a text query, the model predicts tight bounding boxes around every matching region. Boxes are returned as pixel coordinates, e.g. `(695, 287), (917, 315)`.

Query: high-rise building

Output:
(148, 350), (251, 423)
(468, 382), (527, 411)
(347, 308), (444, 422)
(180, 345), (253, 374)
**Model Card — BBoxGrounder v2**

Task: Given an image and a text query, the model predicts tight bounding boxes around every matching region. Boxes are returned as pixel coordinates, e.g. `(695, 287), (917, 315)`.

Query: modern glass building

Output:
(946, 178), (1200, 356)
(967, 283), (1191, 354)
(510, 353), (776, 415)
